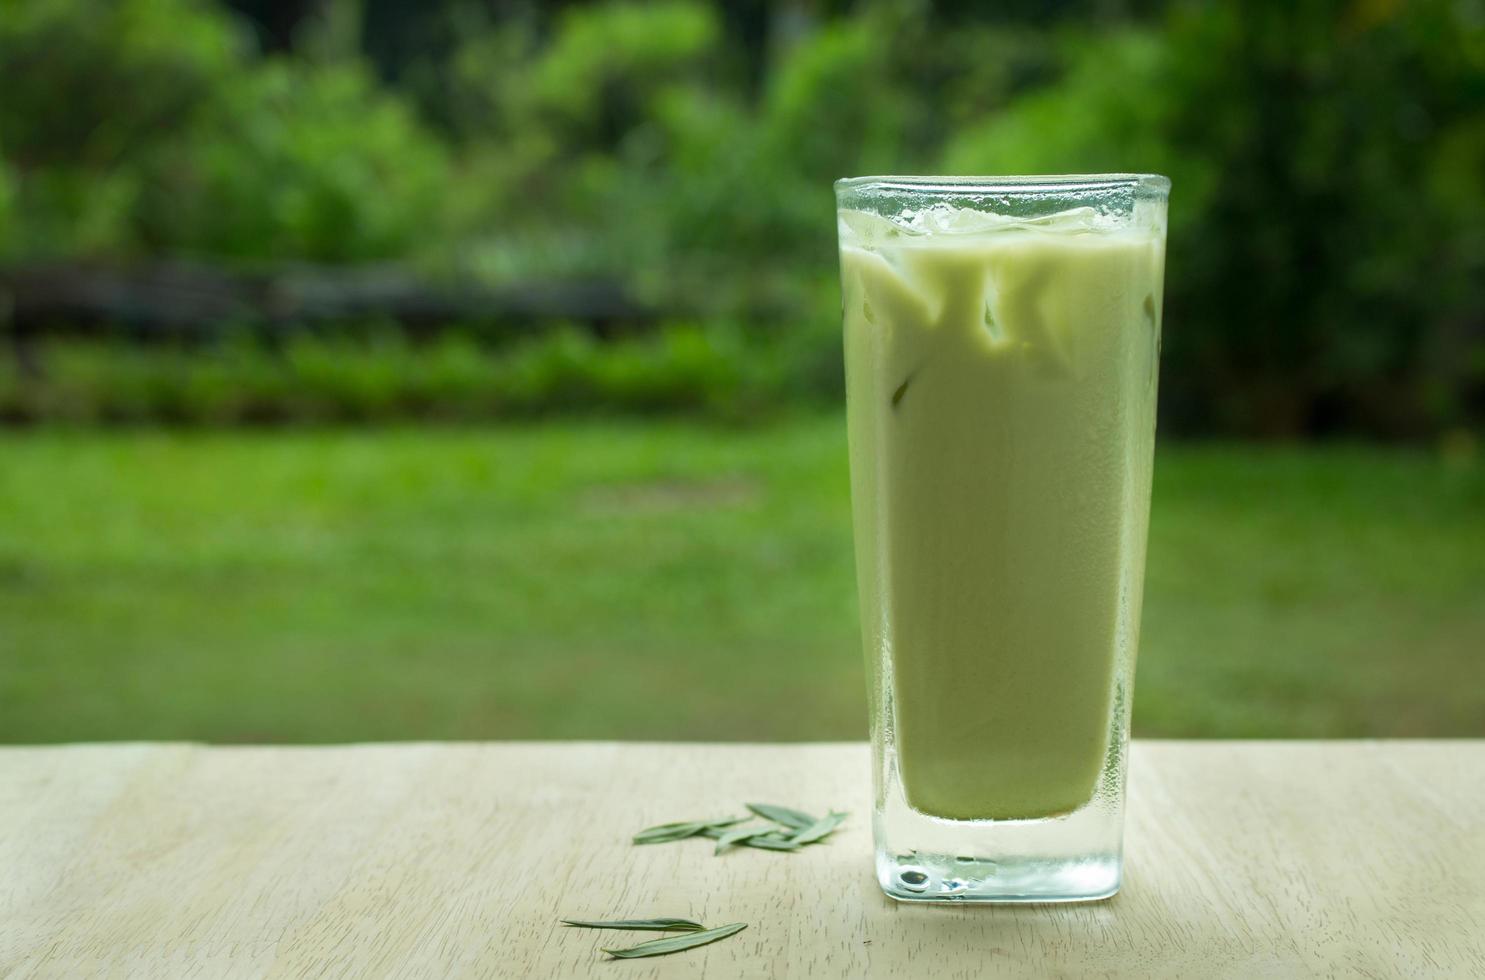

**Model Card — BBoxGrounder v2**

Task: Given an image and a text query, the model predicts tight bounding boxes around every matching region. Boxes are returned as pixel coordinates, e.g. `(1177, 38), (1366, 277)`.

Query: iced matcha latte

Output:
(837, 175), (1168, 902)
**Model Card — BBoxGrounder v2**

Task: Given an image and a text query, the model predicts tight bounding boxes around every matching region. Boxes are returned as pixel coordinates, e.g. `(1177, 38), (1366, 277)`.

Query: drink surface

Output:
(841, 205), (1163, 821)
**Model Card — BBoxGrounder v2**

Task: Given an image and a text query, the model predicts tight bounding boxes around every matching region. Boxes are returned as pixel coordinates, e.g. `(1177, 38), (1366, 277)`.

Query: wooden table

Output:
(2, 742), (1482, 978)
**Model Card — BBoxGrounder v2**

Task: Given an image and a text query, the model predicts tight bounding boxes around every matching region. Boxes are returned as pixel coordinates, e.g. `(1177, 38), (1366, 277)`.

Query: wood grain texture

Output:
(1, 742), (1482, 979)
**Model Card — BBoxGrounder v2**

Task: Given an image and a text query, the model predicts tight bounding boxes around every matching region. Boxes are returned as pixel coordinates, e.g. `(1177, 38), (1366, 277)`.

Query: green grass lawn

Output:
(1, 416), (1481, 743)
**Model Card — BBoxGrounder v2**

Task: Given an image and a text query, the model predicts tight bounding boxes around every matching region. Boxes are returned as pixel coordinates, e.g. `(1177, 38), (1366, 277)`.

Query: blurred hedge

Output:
(0, 321), (840, 425)
(1, 0), (1481, 435)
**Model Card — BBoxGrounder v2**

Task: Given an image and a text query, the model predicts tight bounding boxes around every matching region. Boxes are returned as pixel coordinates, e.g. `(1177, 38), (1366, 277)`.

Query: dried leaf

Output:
(745, 803), (817, 830)
(603, 922), (748, 959)
(632, 816), (745, 845)
(563, 917), (704, 932)
(788, 810), (848, 845)
(713, 824), (768, 854)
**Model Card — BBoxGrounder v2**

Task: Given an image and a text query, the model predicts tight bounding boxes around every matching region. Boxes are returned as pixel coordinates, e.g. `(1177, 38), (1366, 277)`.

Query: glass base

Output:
(877, 850), (1120, 903)
(871, 727), (1128, 904)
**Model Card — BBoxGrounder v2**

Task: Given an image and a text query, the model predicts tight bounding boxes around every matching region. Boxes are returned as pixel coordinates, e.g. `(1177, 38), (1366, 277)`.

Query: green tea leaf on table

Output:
(789, 810), (848, 845)
(704, 816), (748, 831)
(603, 922), (748, 959)
(713, 824), (768, 854)
(632, 821), (708, 844)
(745, 803), (817, 830)
(632, 816), (744, 844)
(563, 918), (704, 932)
(633, 809), (838, 851)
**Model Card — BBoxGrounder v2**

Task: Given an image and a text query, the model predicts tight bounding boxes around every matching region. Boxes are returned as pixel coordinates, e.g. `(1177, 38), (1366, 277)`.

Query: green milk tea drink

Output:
(837, 175), (1168, 902)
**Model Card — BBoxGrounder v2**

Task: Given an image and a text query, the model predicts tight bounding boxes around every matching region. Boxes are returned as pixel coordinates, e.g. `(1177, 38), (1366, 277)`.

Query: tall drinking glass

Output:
(836, 175), (1168, 902)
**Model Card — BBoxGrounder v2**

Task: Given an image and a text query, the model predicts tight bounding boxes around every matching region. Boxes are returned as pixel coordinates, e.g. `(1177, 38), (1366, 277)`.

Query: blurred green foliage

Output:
(948, 6), (1485, 435)
(0, 326), (822, 425)
(142, 62), (449, 261)
(0, 0), (1481, 435)
(0, 0), (244, 257)
(0, 0), (446, 261)
(0, 161), (14, 259)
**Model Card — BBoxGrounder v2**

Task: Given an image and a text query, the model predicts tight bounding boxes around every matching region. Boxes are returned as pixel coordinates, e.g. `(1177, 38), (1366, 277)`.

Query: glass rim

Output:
(835, 173), (1170, 196)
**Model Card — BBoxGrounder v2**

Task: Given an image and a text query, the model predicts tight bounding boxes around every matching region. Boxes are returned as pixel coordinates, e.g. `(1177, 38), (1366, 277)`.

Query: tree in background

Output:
(948, 1), (1484, 436)
(0, 0), (243, 257)
(0, 0), (449, 262)
(0, 0), (1479, 435)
